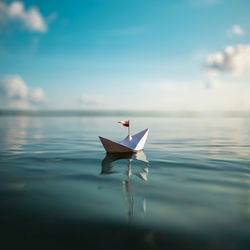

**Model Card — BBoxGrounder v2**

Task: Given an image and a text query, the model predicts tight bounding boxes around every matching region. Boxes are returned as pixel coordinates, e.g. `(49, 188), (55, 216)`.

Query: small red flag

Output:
(118, 120), (129, 127)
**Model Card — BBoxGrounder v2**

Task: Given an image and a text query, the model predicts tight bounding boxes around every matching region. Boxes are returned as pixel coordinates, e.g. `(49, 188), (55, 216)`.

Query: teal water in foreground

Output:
(0, 116), (249, 249)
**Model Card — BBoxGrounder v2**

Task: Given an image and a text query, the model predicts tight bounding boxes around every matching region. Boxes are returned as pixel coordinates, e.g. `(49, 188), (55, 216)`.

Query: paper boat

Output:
(99, 128), (149, 153)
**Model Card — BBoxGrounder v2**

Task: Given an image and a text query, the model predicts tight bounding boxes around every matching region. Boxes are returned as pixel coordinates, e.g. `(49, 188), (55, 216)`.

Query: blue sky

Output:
(0, 0), (250, 110)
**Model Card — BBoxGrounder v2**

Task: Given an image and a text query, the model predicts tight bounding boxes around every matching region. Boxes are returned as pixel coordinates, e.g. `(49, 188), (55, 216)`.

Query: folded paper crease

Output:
(99, 128), (149, 153)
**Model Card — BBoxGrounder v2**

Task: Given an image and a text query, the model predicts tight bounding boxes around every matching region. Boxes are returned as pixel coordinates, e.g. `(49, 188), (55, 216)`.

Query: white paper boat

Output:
(99, 128), (149, 153)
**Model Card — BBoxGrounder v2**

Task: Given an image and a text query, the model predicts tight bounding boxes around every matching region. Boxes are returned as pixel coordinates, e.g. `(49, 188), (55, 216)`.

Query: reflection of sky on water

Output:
(101, 151), (149, 224)
(0, 116), (44, 154)
(148, 117), (250, 160)
(0, 116), (249, 245)
(0, 116), (28, 153)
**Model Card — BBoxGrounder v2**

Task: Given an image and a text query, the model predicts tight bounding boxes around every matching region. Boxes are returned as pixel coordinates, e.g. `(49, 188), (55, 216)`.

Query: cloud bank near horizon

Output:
(137, 77), (250, 111)
(0, 75), (45, 109)
(79, 95), (104, 108)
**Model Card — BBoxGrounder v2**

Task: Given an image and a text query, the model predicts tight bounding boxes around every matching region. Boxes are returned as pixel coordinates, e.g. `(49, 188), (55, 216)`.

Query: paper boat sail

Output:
(99, 128), (149, 153)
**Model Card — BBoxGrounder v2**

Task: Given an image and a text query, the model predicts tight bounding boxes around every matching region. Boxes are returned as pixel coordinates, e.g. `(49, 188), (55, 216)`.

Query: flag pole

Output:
(128, 120), (130, 137)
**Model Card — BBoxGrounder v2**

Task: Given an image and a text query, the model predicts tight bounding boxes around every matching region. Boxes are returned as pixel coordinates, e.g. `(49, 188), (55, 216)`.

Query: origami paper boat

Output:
(99, 128), (149, 153)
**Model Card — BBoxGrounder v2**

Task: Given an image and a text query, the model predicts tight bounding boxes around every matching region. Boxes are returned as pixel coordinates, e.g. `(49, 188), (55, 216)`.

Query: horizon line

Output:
(0, 109), (250, 117)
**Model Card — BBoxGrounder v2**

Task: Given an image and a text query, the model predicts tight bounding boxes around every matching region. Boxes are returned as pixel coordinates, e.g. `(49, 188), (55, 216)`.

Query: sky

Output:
(0, 0), (250, 111)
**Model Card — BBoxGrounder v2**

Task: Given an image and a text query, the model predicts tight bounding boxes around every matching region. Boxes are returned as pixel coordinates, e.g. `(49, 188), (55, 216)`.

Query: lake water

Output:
(0, 115), (249, 249)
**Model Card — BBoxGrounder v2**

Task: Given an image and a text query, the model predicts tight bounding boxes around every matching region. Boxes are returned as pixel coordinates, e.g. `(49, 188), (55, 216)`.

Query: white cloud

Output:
(227, 25), (244, 37)
(0, 1), (47, 32)
(29, 88), (45, 102)
(0, 75), (45, 109)
(205, 78), (223, 89)
(139, 79), (250, 111)
(79, 95), (103, 107)
(1, 75), (28, 99)
(205, 44), (250, 76)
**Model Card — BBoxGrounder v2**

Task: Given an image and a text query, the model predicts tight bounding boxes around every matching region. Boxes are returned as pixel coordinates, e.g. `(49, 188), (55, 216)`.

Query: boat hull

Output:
(99, 136), (137, 153)
(99, 128), (149, 153)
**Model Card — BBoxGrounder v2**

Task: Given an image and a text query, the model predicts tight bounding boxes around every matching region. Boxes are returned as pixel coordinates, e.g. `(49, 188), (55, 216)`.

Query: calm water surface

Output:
(0, 116), (249, 249)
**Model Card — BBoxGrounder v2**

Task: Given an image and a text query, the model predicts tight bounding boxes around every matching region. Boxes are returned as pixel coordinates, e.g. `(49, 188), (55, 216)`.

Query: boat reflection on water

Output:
(101, 151), (149, 223)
